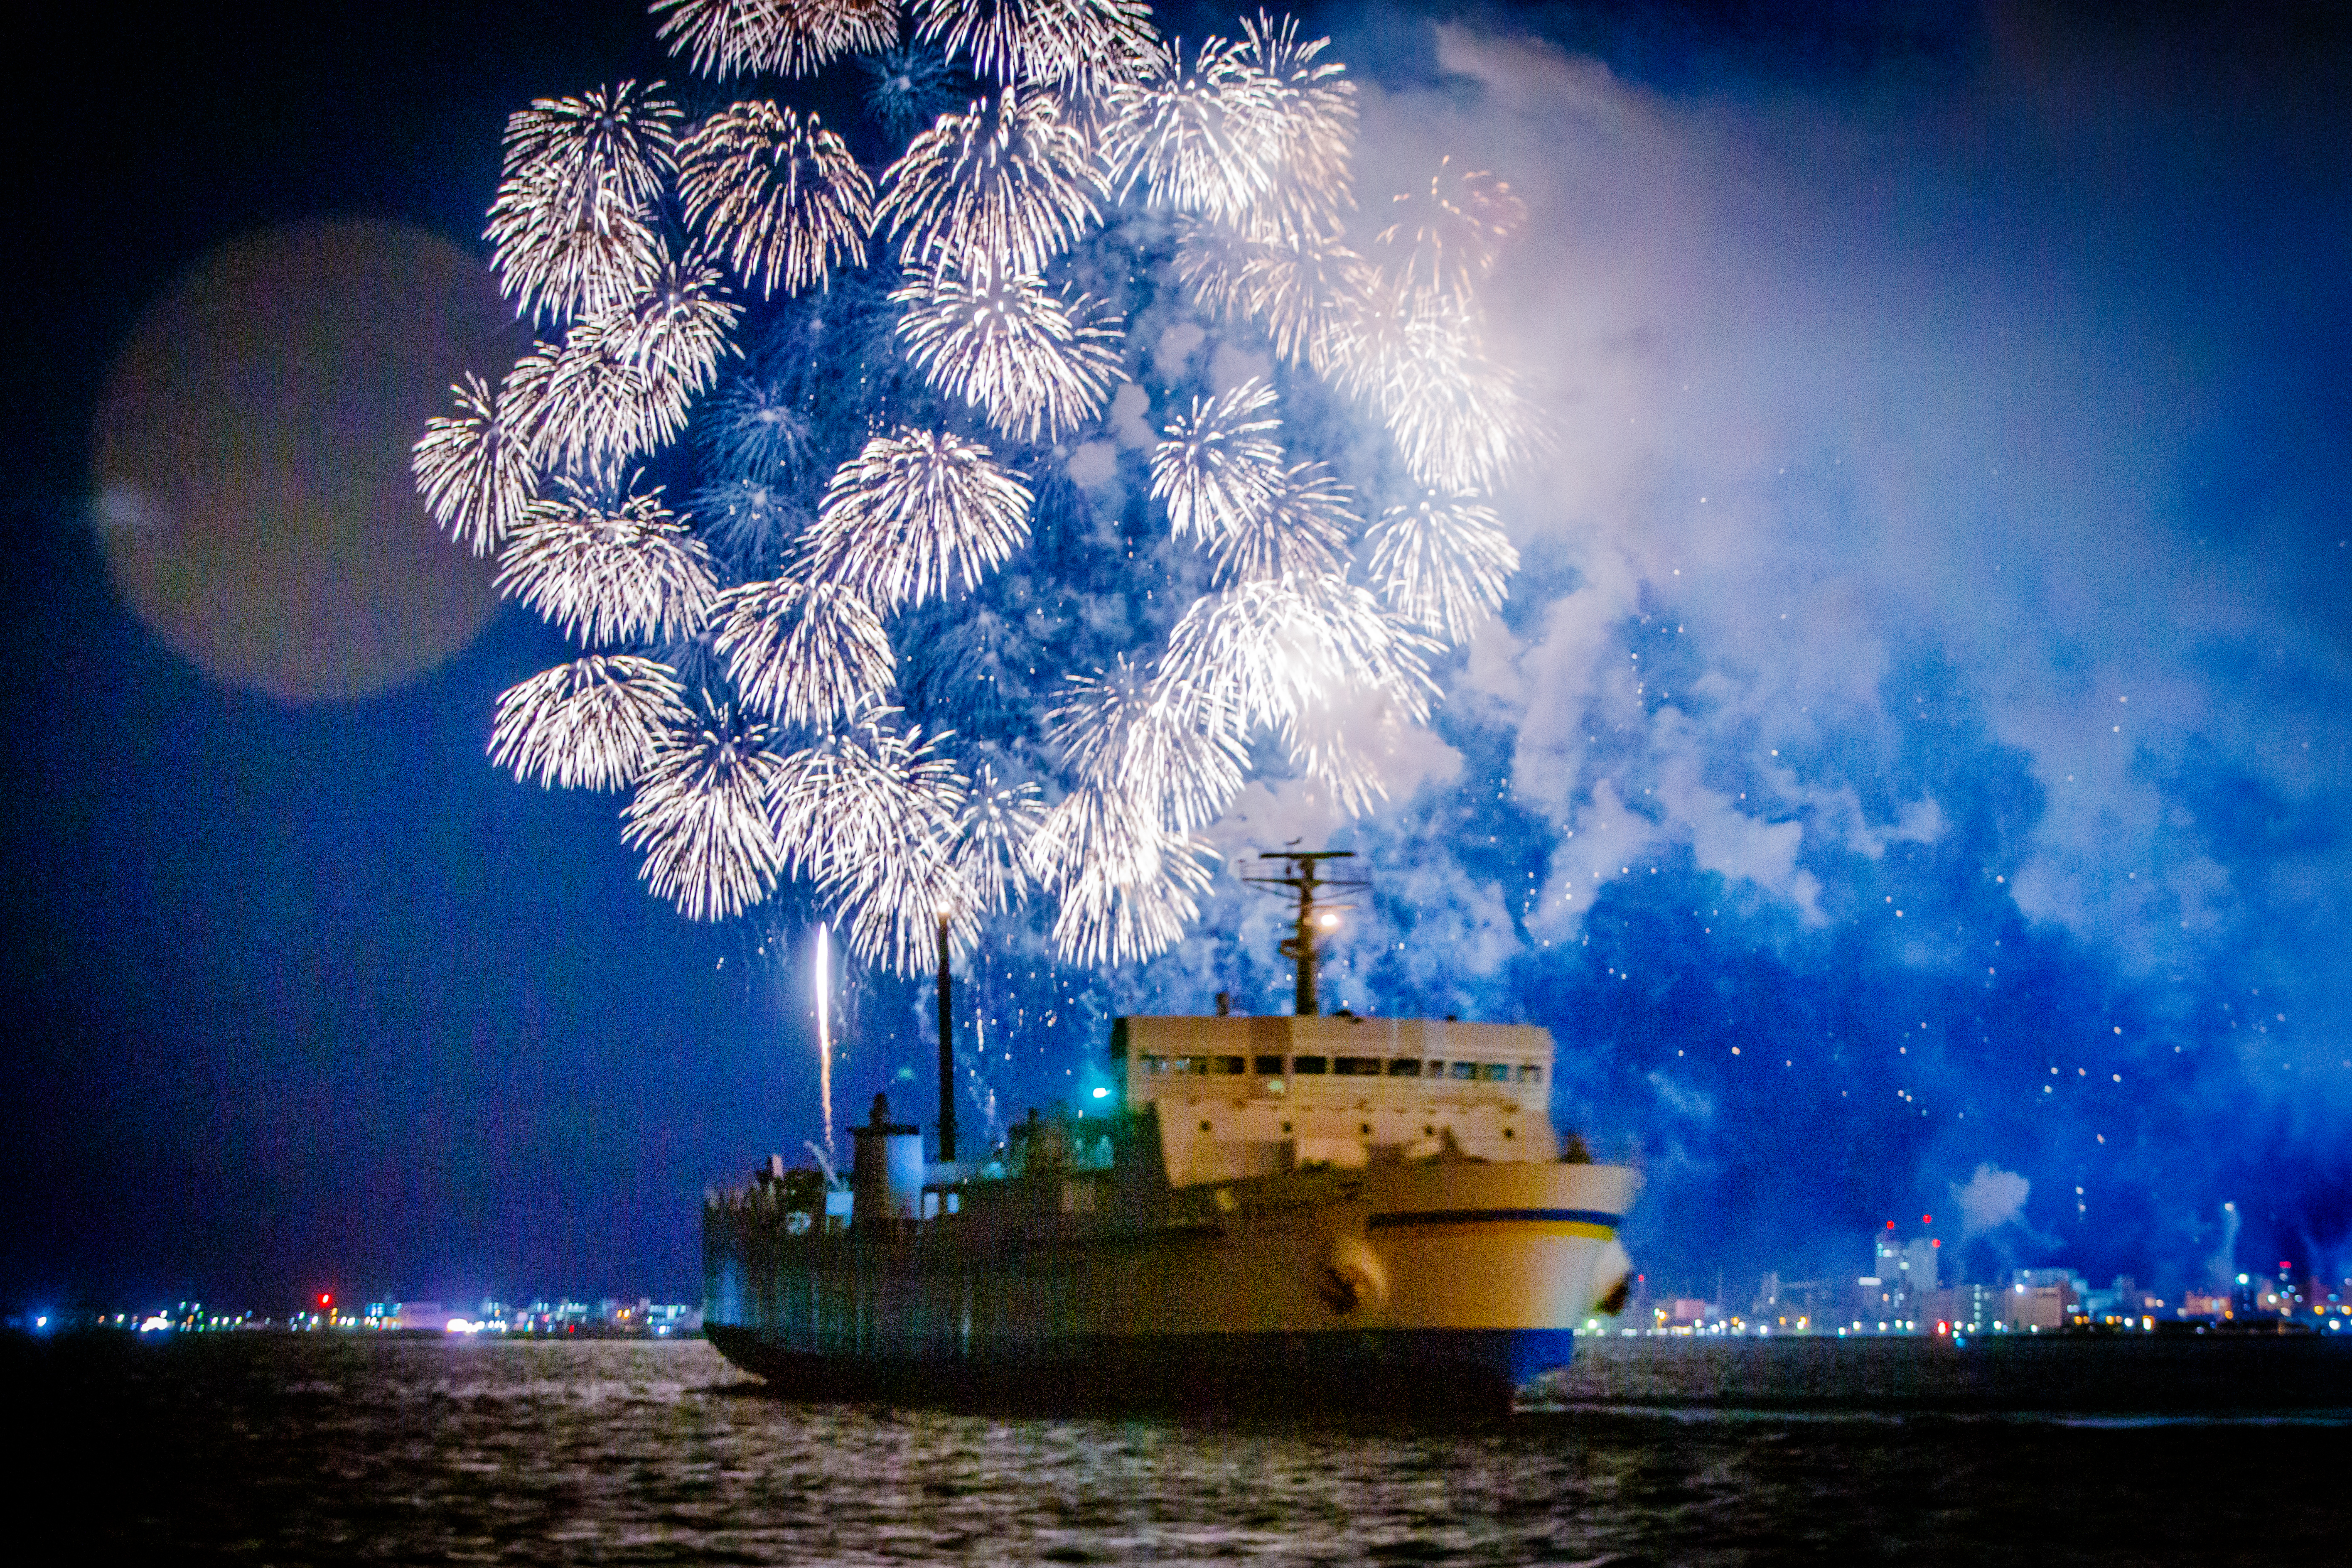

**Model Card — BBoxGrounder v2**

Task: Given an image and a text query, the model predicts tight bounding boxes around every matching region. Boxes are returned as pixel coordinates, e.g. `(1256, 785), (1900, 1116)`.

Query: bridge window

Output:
(1388, 1058), (1421, 1077)
(1141, 1055), (1167, 1074)
(1181, 1056), (1209, 1075)
(1517, 1065), (1542, 1083)
(1215, 1055), (1246, 1075)
(1294, 1055), (1328, 1075)
(1482, 1063), (1511, 1082)
(1449, 1062), (1478, 1081)
(1335, 1056), (1383, 1076)
(1253, 1055), (1285, 1076)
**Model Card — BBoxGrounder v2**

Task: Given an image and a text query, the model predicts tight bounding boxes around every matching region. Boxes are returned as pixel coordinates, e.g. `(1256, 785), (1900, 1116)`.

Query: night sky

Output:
(5, 0), (2347, 1315)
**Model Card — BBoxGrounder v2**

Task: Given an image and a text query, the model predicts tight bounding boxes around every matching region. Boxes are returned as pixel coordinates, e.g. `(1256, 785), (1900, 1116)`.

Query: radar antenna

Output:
(1244, 847), (1366, 1018)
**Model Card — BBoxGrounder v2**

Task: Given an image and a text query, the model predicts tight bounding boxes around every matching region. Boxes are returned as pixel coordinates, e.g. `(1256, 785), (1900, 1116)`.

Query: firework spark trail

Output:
(498, 488), (719, 647)
(652, 0), (898, 80)
(489, 654), (693, 790)
(1366, 493), (1519, 644)
(814, 921), (834, 1156)
(621, 704), (789, 921)
(892, 266), (1123, 441)
(875, 85), (1105, 279)
(1148, 377), (1283, 545)
(488, 83), (681, 323)
(713, 572), (894, 727)
(912, 0), (1161, 88)
(680, 103), (874, 298)
(807, 429), (1033, 610)
(1104, 37), (1285, 223)
(1207, 458), (1356, 585)
(413, 373), (538, 557)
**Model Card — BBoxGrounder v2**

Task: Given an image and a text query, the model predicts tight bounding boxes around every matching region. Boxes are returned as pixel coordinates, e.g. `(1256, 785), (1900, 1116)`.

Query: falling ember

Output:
(814, 923), (834, 1158)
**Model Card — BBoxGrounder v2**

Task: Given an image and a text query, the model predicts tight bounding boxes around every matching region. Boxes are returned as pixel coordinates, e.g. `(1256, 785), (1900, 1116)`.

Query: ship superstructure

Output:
(702, 855), (1637, 1411)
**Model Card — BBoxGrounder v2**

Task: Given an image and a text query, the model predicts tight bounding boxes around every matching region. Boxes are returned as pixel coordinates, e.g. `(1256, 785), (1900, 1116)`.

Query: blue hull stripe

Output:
(1368, 1207), (1621, 1229)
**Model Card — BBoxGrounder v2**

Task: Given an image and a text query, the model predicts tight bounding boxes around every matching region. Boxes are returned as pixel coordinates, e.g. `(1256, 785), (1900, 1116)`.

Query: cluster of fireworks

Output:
(413, 0), (1539, 974)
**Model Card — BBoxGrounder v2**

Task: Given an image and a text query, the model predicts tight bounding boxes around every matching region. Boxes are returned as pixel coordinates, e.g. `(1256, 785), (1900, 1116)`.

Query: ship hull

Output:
(705, 1157), (1635, 1415)
(705, 1323), (1574, 1415)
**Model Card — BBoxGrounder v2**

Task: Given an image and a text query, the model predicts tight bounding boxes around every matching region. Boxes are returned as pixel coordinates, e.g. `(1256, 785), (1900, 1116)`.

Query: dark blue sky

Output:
(4, 0), (2347, 1313)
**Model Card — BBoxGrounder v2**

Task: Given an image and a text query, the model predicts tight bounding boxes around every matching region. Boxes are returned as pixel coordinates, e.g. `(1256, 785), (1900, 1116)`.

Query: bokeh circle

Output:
(91, 219), (521, 704)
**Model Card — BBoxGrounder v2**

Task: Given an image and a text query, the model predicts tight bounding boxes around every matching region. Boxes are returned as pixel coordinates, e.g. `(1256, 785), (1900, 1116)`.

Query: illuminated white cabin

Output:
(1114, 1015), (1559, 1185)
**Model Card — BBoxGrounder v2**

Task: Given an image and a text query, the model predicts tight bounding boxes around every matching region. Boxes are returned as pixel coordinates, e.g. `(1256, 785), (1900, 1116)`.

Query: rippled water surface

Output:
(17, 1334), (2344, 1565)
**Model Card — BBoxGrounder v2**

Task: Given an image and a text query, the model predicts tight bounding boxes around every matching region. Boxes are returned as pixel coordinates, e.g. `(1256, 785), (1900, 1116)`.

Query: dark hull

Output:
(704, 1323), (1575, 1417)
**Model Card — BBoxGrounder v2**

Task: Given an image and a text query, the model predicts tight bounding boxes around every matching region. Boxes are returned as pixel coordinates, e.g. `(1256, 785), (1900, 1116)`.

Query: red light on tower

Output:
(1886, 1220), (1896, 1230)
(319, 1293), (332, 1309)
(1922, 1214), (1932, 1225)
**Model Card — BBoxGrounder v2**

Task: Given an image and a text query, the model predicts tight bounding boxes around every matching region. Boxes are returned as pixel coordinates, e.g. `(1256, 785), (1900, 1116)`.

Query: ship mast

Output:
(1244, 849), (1365, 1017)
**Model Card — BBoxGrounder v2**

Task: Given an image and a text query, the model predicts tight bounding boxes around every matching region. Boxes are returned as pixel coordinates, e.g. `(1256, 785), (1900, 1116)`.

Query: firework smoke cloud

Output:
(415, 0), (1543, 975)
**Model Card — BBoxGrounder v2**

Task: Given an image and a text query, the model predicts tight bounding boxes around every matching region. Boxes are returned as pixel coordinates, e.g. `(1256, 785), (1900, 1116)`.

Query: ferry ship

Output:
(703, 853), (1638, 1412)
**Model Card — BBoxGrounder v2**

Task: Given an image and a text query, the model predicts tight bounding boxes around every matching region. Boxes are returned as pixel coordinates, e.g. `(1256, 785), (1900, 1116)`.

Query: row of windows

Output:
(1137, 1054), (1539, 1083)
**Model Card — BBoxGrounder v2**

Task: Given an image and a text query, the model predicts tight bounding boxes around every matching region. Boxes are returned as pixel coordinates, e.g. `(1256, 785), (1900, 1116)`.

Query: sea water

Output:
(15, 1332), (2345, 1563)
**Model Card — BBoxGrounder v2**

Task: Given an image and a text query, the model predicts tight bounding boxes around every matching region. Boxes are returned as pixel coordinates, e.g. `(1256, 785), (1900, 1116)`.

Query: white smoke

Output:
(1951, 1162), (2031, 1240)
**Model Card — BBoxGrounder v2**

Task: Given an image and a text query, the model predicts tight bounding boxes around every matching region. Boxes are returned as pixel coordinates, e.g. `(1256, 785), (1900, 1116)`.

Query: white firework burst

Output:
(713, 572), (895, 727)
(1369, 156), (1526, 313)
(1163, 573), (1435, 738)
(679, 102), (874, 298)
(1352, 304), (1542, 496)
(607, 246), (742, 400)
(489, 653), (692, 790)
(874, 85), (1104, 279)
(1232, 12), (1357, 244)
(1365, 493), (1518, 645)
(1206, 457), (1355, 585)
(413, 373), (538, 557)
(622, 703), (789, 921)
(1027, 783), (1214, 967)
(942, 761), (1045, 918)
(501, 79), (680, 210)
(486, 163), (665, 326)
(1149, 378), (1283, 547)
(488, 83), (680, 323)
(1103, 37), (1284, 223)
(1277, 677), (1422, 818)
(651, 0), (897, 79)
(891, 266), (1123, 441)
(505, 313), (688, 482)
(912, 0), (1161, 88)
(1046, 657), (1244, 834)
(1172, 218), (1371, 370)
(498, 486), (720, 646)
(768, 709), (972, 972)
(806, 429), (1032, 611)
